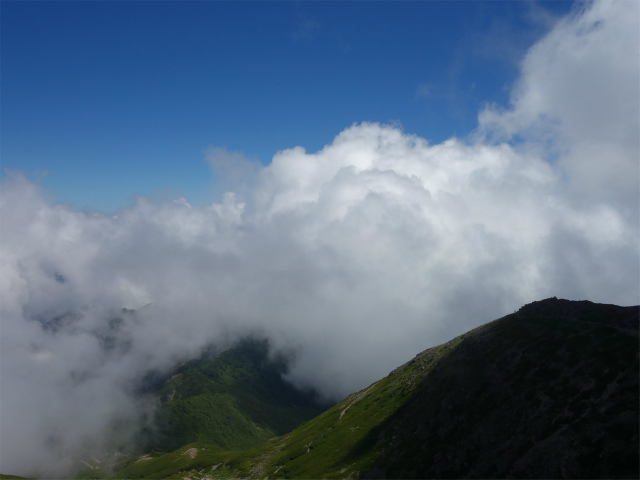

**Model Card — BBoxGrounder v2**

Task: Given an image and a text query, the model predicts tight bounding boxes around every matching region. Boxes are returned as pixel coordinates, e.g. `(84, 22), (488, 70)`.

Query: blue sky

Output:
(2, 0), (573, 213)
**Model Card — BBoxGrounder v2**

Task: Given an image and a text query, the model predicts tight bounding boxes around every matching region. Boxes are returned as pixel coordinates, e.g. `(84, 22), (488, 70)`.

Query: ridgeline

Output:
(5, 298), (638, 479)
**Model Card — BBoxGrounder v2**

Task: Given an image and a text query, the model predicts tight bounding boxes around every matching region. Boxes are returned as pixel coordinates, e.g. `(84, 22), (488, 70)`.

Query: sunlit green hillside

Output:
(140, 338), (330, 454)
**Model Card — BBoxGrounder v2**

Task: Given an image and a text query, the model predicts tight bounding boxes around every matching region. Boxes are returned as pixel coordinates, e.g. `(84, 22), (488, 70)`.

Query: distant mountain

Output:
(138, 337), (330, 453)
(105, 298), (638, 479)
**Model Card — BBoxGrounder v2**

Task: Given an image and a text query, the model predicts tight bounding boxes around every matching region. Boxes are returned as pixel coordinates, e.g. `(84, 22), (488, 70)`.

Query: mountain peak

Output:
(517, 297), (638, 334)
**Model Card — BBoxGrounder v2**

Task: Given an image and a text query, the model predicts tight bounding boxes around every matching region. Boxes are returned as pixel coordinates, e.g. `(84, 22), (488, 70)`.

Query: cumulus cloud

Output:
(478, 0), (639, 211)
(1, 0), (638, 477)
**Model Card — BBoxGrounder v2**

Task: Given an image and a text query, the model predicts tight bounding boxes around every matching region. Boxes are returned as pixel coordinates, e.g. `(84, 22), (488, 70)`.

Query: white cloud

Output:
(478, 0), (639, 211)
(1, 0), (638, 476)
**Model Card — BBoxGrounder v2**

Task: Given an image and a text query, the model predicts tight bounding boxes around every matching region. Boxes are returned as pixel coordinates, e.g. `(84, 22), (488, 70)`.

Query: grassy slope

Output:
(109, 333), (472, 479)
(141, 338), (329, 453)
(109, 298), (639, 480)
(74, 338), (329, 479)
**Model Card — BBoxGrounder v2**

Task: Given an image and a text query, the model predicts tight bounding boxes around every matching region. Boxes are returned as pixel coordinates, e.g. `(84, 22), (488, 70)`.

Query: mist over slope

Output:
(0, 0), (638, 477)
(109, 298), (640, 480)
(144, 337), (329, 453)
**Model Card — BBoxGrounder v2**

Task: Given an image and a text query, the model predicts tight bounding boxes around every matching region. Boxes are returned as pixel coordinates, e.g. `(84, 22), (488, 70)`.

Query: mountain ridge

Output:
(358, 298), (638, 478)
(3, 298), (637, 479)
(107, 297), (637, 479)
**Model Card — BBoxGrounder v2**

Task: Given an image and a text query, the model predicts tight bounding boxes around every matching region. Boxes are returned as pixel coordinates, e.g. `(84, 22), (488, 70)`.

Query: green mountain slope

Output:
(108, 298), (638, 479)
(140, 338), (330, 453)
(358, 298), (639, 478)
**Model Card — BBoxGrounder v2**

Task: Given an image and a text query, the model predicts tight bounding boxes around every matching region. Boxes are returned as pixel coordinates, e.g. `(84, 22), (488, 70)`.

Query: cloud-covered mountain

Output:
(96, 298), (640, 479)
(0, 0), (638, 477)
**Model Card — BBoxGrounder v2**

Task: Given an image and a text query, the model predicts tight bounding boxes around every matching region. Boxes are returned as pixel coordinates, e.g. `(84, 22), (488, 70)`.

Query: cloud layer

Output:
(1, 0), (638, 476)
